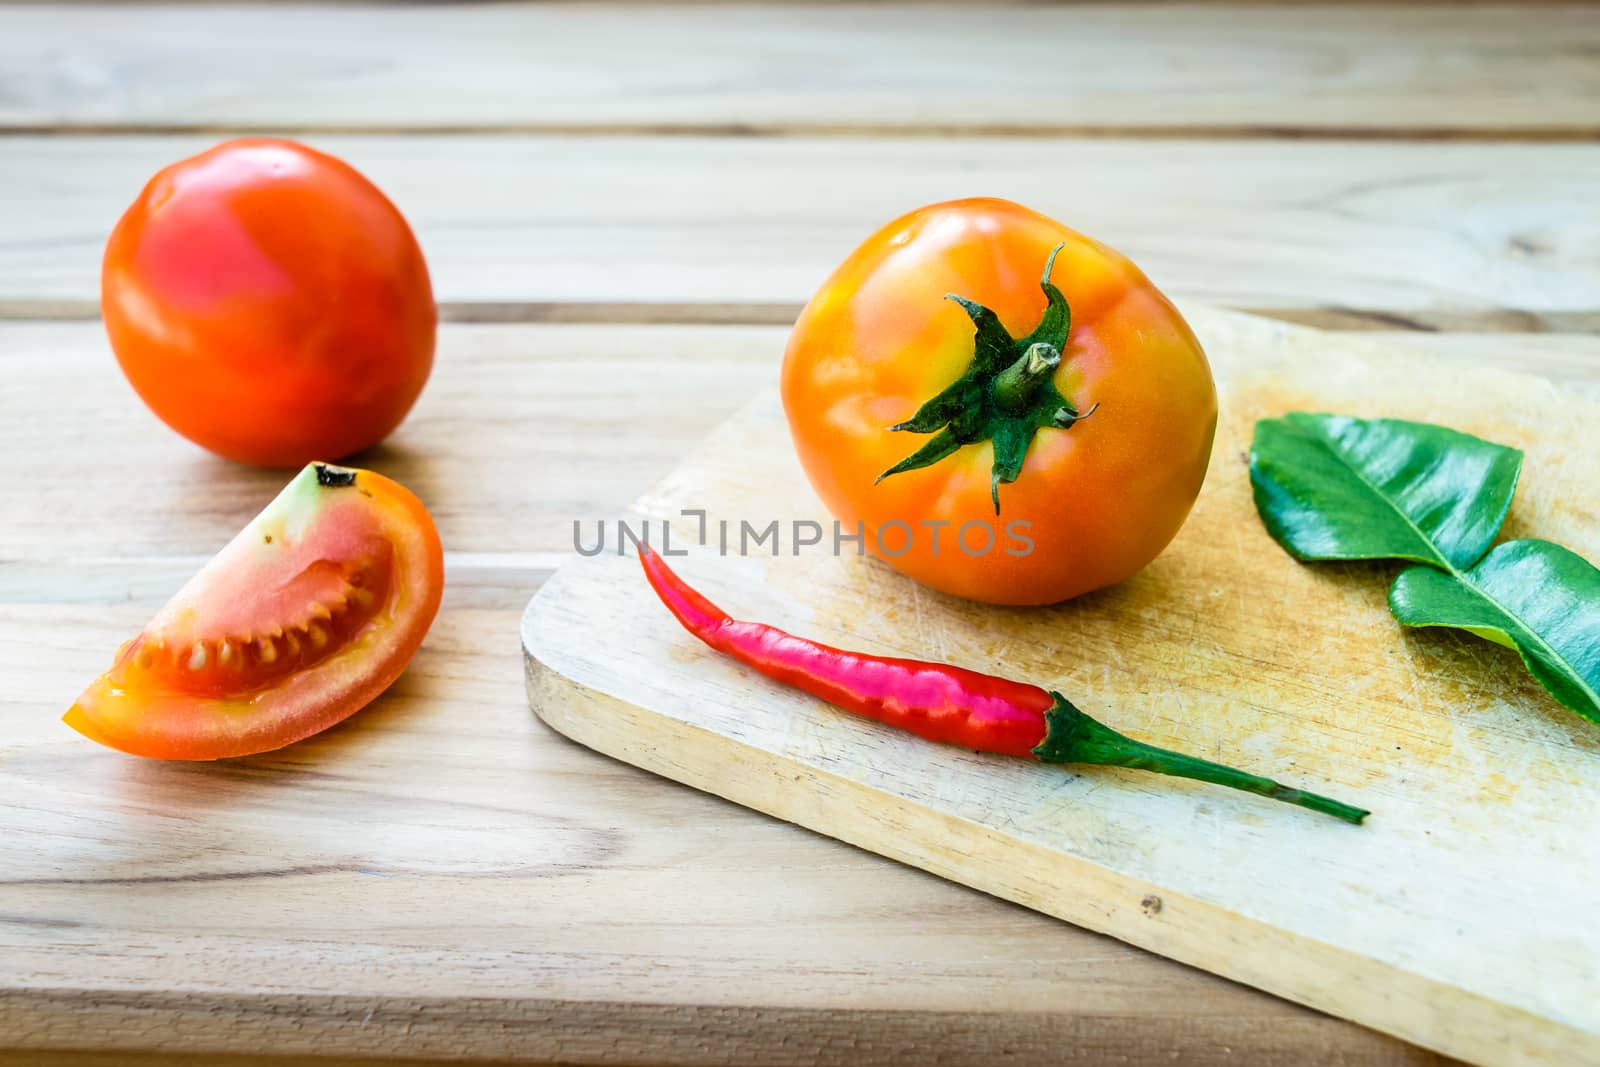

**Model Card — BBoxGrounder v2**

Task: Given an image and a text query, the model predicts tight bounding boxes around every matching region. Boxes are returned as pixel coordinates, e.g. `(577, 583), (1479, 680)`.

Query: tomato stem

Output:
(314, 463), (358, 488)
(995, 342), (1061, 412)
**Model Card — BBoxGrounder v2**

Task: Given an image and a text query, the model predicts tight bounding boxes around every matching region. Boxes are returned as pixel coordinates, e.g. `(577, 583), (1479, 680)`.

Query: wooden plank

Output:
(0, 1055), (550, 1067)
(1364, 332), (1600, 384)
(523, 309), (1600, 1067)
(0, 322), (769, 564)
(0, 321), (1594, 580)
(0, 602), (1448, 1067)
(0, 137), (1597, 325)
(2, 1055), (548, 1067)
(0, 4), (1594, 135)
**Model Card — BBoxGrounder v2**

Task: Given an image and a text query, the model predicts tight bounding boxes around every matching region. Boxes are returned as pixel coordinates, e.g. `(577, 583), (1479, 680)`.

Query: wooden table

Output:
(1, 5), (1595, 1065)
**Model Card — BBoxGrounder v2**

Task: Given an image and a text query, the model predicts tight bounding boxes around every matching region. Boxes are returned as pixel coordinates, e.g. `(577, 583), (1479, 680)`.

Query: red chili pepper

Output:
(640, 546), (1368, 824)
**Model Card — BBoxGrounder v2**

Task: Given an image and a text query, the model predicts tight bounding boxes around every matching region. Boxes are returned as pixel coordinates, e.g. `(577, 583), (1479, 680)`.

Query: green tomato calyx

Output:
(875, 243), (1097, 513)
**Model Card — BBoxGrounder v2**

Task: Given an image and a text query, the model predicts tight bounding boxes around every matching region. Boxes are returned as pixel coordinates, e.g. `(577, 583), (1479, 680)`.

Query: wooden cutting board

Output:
(522, 308), (1600, 1067)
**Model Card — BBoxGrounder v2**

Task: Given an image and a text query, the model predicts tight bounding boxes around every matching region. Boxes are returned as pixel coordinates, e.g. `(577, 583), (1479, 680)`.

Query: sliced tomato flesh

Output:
(65, 462), (443, 759)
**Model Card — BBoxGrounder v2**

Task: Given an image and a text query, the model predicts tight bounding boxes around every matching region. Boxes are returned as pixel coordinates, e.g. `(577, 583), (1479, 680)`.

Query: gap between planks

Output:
(4, 301), (1598, 335)
(2, 124), (1596, 143)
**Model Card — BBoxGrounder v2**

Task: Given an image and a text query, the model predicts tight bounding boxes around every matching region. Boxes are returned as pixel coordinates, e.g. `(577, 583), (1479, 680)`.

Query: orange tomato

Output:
(64, 463), (443, 759)
(102, 138), (436, 467)
(781, 198), (1216, 605)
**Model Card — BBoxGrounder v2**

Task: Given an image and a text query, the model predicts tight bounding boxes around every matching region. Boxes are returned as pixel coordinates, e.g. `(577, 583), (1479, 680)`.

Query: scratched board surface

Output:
(524, 308), (1600, 1067)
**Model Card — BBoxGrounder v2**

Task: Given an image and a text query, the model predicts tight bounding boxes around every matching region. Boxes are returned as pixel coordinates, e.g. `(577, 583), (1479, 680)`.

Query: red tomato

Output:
(64, 463), (443, 759)
(782, 198), (1217, 606)
(102, 138), (436, 467)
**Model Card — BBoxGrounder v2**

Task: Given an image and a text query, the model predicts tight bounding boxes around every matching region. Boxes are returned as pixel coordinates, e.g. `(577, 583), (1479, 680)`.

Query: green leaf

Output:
(1250, 414), (1522, 570)
(1251, 411), (1600, 728)
(1390, 540), (1600, 725)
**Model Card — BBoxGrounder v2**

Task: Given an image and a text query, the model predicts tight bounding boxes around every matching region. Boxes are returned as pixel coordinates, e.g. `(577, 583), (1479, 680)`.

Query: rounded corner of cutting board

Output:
(519, 552), (653, 750)
(520, 562), (587, 734)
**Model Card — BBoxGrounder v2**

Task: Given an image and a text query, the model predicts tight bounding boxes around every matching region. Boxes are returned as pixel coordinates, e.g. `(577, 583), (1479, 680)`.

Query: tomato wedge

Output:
(65, 463), (443, 759)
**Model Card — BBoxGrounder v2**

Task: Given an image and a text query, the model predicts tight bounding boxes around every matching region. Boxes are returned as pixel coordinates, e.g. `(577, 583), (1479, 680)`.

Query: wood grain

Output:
(523, 310), (1600, 1066)
(2, 1054), (541, 1067)
(1, 137), (1597, 322)
(0, 4), (1595, 135)
(0, 1054), (550, 1067)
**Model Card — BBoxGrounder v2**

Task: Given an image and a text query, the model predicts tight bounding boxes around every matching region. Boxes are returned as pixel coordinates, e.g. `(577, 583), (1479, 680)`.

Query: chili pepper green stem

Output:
(1032, 693), (1369, 824)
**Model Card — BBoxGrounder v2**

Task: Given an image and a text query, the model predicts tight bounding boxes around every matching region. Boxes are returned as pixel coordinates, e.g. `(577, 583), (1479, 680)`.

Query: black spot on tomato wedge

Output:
(64, 463), (444, 760)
